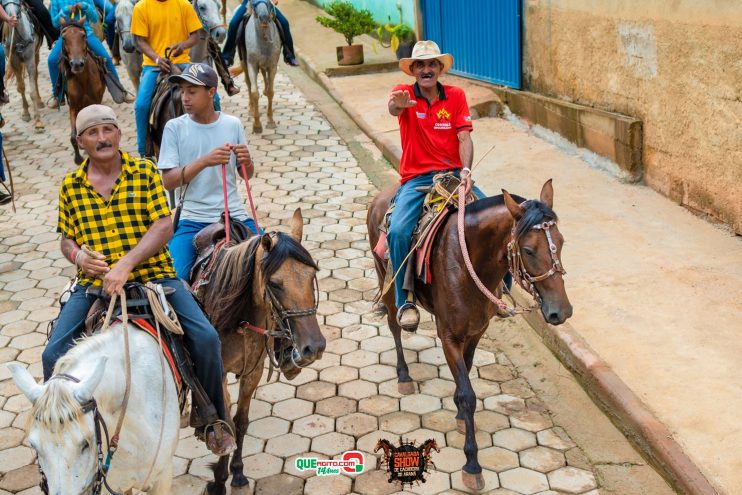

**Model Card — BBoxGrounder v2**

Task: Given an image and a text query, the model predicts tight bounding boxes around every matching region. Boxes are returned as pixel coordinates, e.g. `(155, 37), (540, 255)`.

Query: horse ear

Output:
(8, 363), (43, 405)
(290, 208), (303, 242)
(73, 357), (107, 404)
(261, 232), (276, 252)
(540, 179), (554, 209)
(502, 189), (524, 220)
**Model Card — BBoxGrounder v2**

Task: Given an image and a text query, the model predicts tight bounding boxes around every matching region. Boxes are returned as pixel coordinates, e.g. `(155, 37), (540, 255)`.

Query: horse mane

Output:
(29, 332), (115, 435)
(464, 193), (557, 239)
(203, 233), (318, 333)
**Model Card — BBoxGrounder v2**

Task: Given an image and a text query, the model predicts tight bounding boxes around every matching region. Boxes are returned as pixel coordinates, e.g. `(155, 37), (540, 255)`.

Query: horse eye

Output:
(80, 442), (89, 452)
(523, 247), (535, 257)
(268, 281), (283, 291)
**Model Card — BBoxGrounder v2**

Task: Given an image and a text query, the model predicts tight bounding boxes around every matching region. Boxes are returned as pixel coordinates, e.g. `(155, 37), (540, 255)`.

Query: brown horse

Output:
(199, 209), (326, 495)
(59, 20), (105, 164)
(367, 179), (572, 491)
(145, 60), (183, 158)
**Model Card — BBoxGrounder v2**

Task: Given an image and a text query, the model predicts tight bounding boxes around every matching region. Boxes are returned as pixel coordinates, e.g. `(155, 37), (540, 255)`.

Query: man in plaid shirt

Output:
(43, 105), (236, 456)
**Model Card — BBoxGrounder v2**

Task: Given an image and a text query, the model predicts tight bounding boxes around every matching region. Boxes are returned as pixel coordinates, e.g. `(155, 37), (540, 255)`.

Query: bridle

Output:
(507, 218), (567, 302)
(37, 373), (122, 495)
(192, 0), (225, 38)
(249, 0), (276, 24)
(60, 23), (89, 67)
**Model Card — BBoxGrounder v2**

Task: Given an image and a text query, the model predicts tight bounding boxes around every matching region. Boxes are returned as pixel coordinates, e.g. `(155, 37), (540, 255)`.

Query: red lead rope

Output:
(220, 163), (230, 244)
(240, 162), (260, 233)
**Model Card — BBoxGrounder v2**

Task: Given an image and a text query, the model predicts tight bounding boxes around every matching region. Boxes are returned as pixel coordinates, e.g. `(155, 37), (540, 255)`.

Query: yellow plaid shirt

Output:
(57, 151), (176, 286)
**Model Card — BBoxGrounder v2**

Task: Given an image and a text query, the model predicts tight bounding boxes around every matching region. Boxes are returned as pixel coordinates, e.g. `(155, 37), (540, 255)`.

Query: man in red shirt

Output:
(387, 40), (484, 330)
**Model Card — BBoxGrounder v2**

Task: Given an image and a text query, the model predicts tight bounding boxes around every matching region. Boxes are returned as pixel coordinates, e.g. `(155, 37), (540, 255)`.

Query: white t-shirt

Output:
(158, 112), (250, 223)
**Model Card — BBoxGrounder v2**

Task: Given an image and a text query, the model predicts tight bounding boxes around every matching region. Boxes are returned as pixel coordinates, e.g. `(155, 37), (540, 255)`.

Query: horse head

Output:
(193, 0), (226, 43)
(249, 0), (274, 28)
(374, 439), (393, 455)
(61, 22), (88, 73)
(421, 438), (440, 456)
(115, 0), (138, 53)
(254, 209), (325, 376)
(503, 179), (573, 325)
(8, 358), (108, 494)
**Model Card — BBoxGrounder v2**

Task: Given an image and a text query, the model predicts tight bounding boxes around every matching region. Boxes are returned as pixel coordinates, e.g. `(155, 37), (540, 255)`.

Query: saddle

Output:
(81, 282), (219, 428)
(375, 173), (476, 294)
(235, 9), (288, 64)
(145, 63), (184, 157)
(190, 212), (253, 297)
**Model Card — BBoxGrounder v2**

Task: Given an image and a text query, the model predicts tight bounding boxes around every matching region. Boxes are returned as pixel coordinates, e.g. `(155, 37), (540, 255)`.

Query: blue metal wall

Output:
(421, 0), (522, 89)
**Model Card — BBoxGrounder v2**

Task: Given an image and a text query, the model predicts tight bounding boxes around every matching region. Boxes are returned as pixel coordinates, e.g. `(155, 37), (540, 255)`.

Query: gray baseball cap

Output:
(76, 104), (119, 136)
(168, 63), (218, 88)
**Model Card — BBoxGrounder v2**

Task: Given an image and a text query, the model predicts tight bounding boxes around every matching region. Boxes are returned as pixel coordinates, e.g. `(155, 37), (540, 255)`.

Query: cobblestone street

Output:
(0, 61), (609, 495)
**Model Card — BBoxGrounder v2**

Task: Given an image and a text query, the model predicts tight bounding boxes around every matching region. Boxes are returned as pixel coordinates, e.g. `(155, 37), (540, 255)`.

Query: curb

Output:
(292, 47), (720, 495)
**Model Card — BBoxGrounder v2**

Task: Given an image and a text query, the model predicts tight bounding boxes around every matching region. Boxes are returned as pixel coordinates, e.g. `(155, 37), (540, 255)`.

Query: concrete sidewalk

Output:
(280, 1), (742, 493)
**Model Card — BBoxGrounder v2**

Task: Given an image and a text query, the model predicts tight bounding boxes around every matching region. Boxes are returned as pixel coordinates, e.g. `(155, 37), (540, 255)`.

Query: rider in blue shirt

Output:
(221, 0), (297, 68)
(46, 0), (130, 108)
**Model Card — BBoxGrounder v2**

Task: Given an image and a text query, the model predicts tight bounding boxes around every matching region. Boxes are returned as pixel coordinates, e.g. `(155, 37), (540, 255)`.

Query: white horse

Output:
(115, 0), (142, 90)
(2, 0), (43, 130)
(8, 323), (180, 494)
(188, 0), (227, 65)
(241, 0), (280, 133)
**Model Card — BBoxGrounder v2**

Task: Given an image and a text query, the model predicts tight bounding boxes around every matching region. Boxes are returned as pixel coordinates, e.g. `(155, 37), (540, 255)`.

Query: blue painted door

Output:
(422, 0), (522, 89)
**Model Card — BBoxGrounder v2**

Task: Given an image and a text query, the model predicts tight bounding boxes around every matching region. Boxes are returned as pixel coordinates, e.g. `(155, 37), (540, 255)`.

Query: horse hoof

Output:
(461, 471), (485, 491)
(230, 473), (249, 487)
(398, 381), (416, 395)
(22, 114), (31, 122)
(204, 481), (226, 495)
(266, 121), (276, 129)
(34, 124), (45, 133)
(456, 419), (478, 434)
(252, 126), (262, 134)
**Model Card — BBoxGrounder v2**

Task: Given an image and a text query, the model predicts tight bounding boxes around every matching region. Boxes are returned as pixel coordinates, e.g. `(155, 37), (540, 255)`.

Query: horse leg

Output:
(27, 51), (44, 131)
(147, 460), (172, 495)
(206, 375), (231, 495)
(69, 110), (83, 165)
(12, 59), (31, 122)
(230, 370), (262, 487)
(247, 64), (261, 134)
(456, 334), (483, 434)
(263, 67), (276, 129)
(442, 338), (484, 491)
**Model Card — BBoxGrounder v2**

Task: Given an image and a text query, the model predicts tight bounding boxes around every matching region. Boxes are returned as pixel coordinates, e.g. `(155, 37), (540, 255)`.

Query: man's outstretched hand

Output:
(389, 90), (417, 111)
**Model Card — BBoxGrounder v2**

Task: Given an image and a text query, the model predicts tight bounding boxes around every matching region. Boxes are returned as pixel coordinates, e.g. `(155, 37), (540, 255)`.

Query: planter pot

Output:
(337, 44), (364, 65)
(395, 40), (415, 60)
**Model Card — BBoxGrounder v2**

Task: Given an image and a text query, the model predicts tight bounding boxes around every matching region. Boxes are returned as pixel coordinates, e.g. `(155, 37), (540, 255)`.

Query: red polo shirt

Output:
(393, 82), (473, 183)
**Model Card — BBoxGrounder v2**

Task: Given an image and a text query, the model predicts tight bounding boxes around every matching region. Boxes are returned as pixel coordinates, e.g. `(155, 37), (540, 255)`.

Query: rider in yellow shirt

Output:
(131, 0), (202, 156)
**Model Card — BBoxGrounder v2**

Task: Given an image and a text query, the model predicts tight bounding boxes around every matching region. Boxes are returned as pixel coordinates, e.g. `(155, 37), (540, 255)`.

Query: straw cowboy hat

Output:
(399, 40), (454, 76)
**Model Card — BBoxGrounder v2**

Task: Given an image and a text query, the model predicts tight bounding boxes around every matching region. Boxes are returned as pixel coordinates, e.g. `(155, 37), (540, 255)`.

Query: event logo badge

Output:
(375, 438), (440, 487)
(295, 451), (364, 476)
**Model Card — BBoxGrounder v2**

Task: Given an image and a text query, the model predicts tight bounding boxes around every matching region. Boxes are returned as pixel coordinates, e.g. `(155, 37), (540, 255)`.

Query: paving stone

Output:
(341, 349), (378, 368)
(380, 411), (420, 435)
(338, 379), (378, 400)
(353, 469), (399, 495)
(519, 446), (566, 473)
(478, 364), (516, 382)
(483, 394), (527, 415)
(474, 410), (510, 433)
(327, 338), (359, 356)
(450, 468), (500, 493)
(0, 464), (40, 492)
(0, 427), (24, 451)
(316, 396), (358, 418)
(312, 432), (355, 456)
(479, 446), (520, 473)
(284, 451), (328, 479)
(243, 452), (284, 479)
(265, 433), (311, 458)
(0, 445), (34, 474)
(342, 324), (378, 341)
(272, 398), (314, 421)
(337, 413), (378, 437)
(446, 428), (493, 450)
(493, 428), (538, 452)
(297, 381), (336, 401)
(537, 428), (576, 451)
(420, 378), (457, 398)
(499, 467), (549, 494)
(511, 410), (553, 433)
(408, 362), (438, 381)
(247, 417), (290, 439)
(419, 347), (447, 366)
(359, 395), (398, 416)
(255, 473), (304, 495)
(357, 430), (400, 454)
(320, 365), (358, 384)
(401, 334), (436, 351)
(359, 364), (398, 383)
(293, 414), (335, 438)
(400, 393), (441, 415)
(304, 474), (351, 495)
(547, 466), (597, 493)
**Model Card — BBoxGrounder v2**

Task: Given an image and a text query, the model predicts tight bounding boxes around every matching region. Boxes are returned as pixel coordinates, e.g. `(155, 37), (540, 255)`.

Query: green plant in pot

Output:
(315, 1), (377, 66)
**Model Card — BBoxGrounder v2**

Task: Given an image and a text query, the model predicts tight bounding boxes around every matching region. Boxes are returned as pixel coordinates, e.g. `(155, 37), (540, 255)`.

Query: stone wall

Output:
(522, 0), (742, 233)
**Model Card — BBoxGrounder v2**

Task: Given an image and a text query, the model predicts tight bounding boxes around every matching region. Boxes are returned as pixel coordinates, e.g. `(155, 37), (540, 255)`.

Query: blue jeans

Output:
(47, 35), (121, 100)
(42, 278), (228, 420)
(135, 65), (222, 155)
(388, 170), (486, 310)
(170, 218), (259, 280)
(0, 131), (4, 182)
(222, 2), (294, 66)
(92, 0), (116, 50)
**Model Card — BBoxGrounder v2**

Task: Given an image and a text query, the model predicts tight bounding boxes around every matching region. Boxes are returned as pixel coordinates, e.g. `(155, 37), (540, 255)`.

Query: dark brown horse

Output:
(199, 209), (326, 495)
(59, 19), (105, 164)
(145, 58), (183, 158)
(367, 180), (572, 491)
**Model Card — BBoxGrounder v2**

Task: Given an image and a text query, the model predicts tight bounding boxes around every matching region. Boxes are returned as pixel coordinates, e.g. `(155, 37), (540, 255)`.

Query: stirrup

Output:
(396, 302), (420, 332)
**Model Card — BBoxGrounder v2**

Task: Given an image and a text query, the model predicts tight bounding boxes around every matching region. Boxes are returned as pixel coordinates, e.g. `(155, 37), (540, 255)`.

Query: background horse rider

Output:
(23, 0), (58, 48)
(221, 0), (297, 68)
(0, 3), (17, 104)
(46, 104), (237, 456)
(131, 0), (204, 157)
(46, 0), (130, 107)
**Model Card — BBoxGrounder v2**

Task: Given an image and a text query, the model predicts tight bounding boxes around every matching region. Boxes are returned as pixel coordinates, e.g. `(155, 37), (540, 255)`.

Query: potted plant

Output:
(387, 23), (416, 59)
(315, 1), (377, 66)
